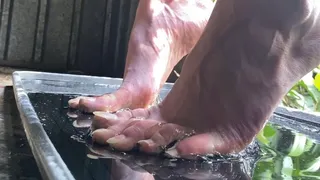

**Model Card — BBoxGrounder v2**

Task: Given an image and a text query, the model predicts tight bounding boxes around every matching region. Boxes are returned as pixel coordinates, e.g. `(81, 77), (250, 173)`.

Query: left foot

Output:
(68, 0), (214, 113)
(91, 0), (320, 158)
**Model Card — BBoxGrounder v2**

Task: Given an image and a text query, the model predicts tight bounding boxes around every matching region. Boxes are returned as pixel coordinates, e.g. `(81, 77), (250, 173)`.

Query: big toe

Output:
(68, 89), (132, 112)
(165, 133), (247, 159)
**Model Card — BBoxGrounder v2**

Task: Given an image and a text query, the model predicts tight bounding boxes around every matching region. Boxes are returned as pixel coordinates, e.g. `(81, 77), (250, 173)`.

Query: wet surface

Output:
(28, 93), (259, 180)
(26, 92), (320, 180)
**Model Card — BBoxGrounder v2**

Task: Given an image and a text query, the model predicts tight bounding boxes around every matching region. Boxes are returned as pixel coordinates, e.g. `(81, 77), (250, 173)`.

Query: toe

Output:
(165, 133), (216, 158)
(92, 111), (120, 129)
(69, 88), (133, 113)
(116, 108), (150, 119)
(91, 118), (137, 145)
(78, 95), (115, 112)
(68, 96), (104, 112)
(92, 108), (150, 129)
(91, 112), (135, 144)
(138, 123), (193, 154)
(91, 108), (154, 150)
(91, 128), (120, 145)
(165, 133), (244, 158)
(108, 120), (160, 151)
(68, 96), (83, 108)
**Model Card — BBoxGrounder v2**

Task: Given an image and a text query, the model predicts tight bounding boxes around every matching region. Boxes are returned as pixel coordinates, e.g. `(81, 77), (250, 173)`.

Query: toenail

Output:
(93, 111), (118, 120)
(107, 135), (126, 144)
(164, 147), (180, 158)
(91, 129), (114, 137)
(87, 154), (99, 160)
(91, 129), (105, 136)
(137, 139), (156, 147)
(68, 99), (77, 104)
(83, 97), (96, 102)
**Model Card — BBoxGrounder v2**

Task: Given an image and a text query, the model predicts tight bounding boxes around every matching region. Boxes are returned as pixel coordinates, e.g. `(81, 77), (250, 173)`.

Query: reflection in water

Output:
(85, 144), (253, 180)
(71, 114), (92, 128)
(254, 124), (320, 180)
(28, 93), (320, 180)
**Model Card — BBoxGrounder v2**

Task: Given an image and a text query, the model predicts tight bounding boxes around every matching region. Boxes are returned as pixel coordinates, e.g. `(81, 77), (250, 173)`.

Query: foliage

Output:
(253, 68), (320, 179)
(282, 67), (320, 112)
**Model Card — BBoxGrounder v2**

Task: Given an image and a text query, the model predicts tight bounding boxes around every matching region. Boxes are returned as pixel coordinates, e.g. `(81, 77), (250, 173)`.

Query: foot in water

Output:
(68, 0), (214, 112)
(91, 0), (320, 158)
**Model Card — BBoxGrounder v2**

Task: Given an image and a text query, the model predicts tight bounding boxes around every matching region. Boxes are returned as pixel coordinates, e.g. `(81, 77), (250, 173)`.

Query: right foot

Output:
(91, 0), (320, 157)
(68, 0), (214, 112)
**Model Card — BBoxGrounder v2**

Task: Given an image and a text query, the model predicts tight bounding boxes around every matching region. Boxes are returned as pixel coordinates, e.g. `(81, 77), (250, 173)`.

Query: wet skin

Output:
(70, 0), (320, 158)
(68, 0), (214, 112)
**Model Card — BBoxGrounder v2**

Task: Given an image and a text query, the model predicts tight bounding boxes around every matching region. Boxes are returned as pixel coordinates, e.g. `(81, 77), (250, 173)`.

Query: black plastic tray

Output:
(12, 71), (320, 180)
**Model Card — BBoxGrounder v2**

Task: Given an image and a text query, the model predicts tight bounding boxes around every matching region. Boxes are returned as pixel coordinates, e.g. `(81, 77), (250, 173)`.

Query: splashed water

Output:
(133, 117), (145, 120)
(116, 108), (131, 113)
(70, 134), (86, 143)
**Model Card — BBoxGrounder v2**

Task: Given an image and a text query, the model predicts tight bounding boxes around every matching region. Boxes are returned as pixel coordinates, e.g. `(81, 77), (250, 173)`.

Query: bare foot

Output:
(68, 0), (214, 112)
(91, 0), (320, 158)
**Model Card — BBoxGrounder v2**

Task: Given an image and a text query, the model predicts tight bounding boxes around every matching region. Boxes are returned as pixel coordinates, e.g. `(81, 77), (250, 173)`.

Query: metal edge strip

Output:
(12, 71), (75, 180)
(274, 106), (320, 126)
(270, 114), (320, 141)
(15, 70), (175, 90)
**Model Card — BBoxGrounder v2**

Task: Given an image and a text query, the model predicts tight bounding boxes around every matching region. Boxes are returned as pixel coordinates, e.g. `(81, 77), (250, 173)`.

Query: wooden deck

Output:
(0, 68), (42, 179)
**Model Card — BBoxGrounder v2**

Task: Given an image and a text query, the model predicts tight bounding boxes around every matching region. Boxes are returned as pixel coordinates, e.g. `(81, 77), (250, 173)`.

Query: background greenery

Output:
(282, 67), (320, 112)
(254, 68), (320, 179)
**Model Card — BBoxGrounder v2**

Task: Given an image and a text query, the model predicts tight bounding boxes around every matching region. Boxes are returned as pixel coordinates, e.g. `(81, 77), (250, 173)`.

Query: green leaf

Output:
(302, 156), (320, 172)
(314, 73), (320, 91)
(288, 133), (307, 157)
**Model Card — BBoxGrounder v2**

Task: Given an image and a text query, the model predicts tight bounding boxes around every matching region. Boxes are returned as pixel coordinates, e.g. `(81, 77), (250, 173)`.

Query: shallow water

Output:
(28, 93), (320, 180)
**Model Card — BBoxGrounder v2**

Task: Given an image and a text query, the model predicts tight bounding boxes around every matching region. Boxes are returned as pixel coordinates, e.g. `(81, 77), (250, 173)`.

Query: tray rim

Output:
(12, 70), (320, 180)
(12, 71), (76, 180)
